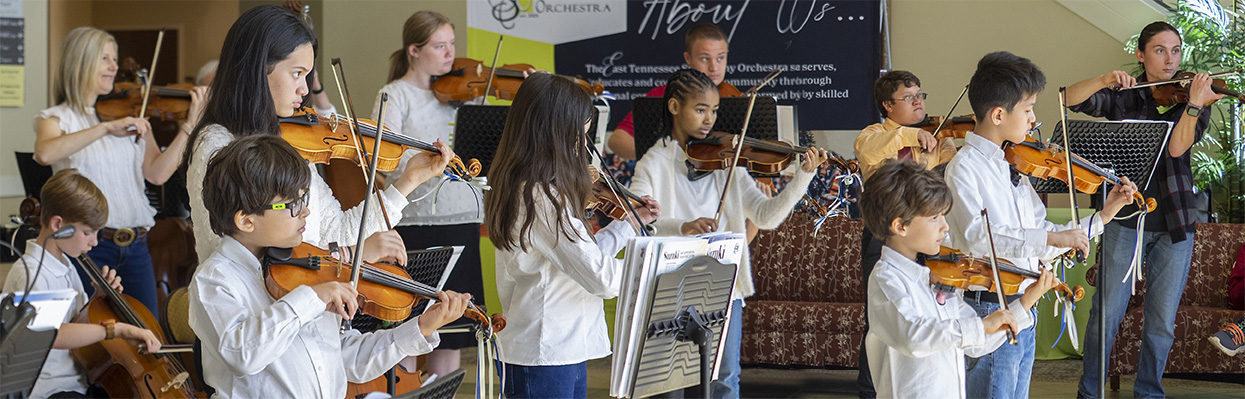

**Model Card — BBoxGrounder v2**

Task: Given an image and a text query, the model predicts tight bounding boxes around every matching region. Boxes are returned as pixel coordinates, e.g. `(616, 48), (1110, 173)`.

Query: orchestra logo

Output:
(469, 0), (626, 44)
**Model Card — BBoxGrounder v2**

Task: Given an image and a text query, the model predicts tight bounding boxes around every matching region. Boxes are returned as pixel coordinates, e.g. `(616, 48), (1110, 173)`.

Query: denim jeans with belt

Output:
(964, 294), (1037, 399)
(500, 362), (587, 399)
(1077, 223), (1194, 398)
(81, 236), (159, 320)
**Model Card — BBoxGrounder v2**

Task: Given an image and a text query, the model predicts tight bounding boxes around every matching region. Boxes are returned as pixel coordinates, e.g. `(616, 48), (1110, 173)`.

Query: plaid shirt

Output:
(1068, 72), (1211, 243)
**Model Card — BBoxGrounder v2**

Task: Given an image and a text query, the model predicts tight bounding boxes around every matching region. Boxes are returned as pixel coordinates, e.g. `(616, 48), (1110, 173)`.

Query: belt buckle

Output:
(113, 227), (136, 247)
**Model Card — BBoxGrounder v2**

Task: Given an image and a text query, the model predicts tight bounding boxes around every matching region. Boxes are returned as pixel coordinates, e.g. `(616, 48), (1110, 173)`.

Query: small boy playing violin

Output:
(862, 159), (1051, 399)
(187, 135), (471, 399)
(943, 51), (1138, 399)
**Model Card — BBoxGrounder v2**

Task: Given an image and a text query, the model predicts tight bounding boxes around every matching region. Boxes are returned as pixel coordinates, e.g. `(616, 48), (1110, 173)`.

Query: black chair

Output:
(14, 152), (52, 199)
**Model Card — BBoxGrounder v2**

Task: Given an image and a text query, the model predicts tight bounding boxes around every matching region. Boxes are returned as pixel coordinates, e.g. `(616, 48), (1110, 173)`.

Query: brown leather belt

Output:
(99, 227), (149, 247)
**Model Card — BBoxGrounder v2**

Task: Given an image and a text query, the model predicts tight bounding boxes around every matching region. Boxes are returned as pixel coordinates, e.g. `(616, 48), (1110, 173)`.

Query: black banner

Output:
(555, 0), (880, 131)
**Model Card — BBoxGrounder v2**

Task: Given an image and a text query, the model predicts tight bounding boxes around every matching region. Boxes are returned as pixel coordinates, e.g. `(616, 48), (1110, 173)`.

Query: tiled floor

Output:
(447, 349), (1243, 398)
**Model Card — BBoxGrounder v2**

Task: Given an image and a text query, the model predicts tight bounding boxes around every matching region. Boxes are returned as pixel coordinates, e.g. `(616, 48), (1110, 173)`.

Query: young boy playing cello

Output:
(861, 159), (1049, 399)
(944, 51), (1138, 398)
(2, 169), (162, 399)
(187, 135), (471, 398)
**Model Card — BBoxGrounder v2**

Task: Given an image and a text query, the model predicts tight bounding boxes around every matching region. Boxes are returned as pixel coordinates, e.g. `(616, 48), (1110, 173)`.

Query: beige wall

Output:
(90, 1), (238, 84)
(320, 0), (467, 115)
(888, 0), (1136, 135)
(0, 0), (49, 209)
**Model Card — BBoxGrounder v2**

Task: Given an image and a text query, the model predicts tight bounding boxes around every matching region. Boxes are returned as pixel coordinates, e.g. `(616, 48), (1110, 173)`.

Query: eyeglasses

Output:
(269, 190), (310, 217)
(891, 92), (928, 105)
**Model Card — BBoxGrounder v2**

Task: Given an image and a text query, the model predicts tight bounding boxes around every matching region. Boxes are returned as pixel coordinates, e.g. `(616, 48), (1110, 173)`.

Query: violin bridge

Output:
(328, 117), (341, 132)
(160, 372), (190, 392)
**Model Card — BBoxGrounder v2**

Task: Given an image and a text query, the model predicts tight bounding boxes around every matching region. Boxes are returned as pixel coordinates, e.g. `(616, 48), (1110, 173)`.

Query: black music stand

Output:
(393, 368), (465, 399)
(631, 97), (779, 162)
(1029, 119), (1173, 195)
(1029, 119), (1171, 397)
(1, 294), (57, 399)
(620, 256), (736, 399)
(453, 105), (604, 177)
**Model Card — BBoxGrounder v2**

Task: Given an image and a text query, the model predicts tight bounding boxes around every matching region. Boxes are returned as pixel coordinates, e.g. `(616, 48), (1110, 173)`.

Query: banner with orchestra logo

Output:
(468, 0), (881, 131)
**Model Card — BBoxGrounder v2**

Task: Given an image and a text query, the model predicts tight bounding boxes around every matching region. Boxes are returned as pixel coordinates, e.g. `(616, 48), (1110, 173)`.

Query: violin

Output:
(915, 114), (976, 140)
(432, 58), (604, 104)
(926, 246), (1085, 302)
(262, 242), (506, 332)
(587, 166), (646, 221)
(279, 108), (482, 179)
(685, 131), (860, 176)
(1140, 70), (1245, 107)
(70, 254), (200, 398)
(96, 81), (196, 122)
(716, 81), (745, 97)
(1004, 136), (1157, 213)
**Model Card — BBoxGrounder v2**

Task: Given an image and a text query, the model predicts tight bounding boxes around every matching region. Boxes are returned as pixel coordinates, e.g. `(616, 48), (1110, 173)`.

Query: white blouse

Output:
(2, 241), (90, 399)
(372, 80), (483, 226)
(494, 189), (636, 366)
(37, 104), (157, 229)
(629, 137), (815, 298)
(187, 124), (408, 263)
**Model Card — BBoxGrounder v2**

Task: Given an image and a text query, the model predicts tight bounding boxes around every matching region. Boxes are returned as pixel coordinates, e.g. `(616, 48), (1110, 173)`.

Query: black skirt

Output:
(394, 223), (486, 349)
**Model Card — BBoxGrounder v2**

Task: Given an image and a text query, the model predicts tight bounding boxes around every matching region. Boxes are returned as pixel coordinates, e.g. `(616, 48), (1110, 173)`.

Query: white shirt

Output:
(2, 240), (90, 399)
(494, 189), (636, 366)
(944, 132), (1104, 293)
(187, 124), (408, 263)
(37, 104), (157, 229)
(372, 80), (483, 226)
(187, 236), (439, 399)
(629, 137), (815, 298)
(865, 246), (1031, 399)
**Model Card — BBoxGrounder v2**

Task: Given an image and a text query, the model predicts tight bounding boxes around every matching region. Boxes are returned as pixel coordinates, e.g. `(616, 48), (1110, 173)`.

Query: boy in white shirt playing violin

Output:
(187, 135), (471, 399)
(862, 158), (1057, 399)
(943, 51), (1138, 398)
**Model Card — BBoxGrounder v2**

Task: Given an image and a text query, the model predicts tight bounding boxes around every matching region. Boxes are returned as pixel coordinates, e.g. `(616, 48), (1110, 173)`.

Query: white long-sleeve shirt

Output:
(372, 80), (483, 226)
(2, 241), (90, 399)
(494, 189), (636, 366)
(187, 236), (439, 399)
(865, 246), (1031, 399)
(944, 133), (1103, 293)
(629, 137), (815, 298)
(188, 124), (407, 263)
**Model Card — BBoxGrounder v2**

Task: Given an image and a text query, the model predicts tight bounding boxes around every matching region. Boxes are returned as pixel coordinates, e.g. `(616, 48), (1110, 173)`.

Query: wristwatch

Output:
(1186, 104), (1202, 118)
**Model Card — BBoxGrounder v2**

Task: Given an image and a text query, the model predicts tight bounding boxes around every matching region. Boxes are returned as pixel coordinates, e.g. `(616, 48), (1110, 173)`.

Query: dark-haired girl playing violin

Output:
(485, 73), (659, 399)
(1065, 21), (1223, 399)
(184, 5), (453, 266)
(628, 69), (827, 399)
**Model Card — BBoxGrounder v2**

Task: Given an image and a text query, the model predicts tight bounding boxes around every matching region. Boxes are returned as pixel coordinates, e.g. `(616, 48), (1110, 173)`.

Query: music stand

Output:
(1028, 119), (1171, 397)
(453, 105), (604, 177)
(622, 256), (736, 399)
(631, 97), (779, 161)
(1029, 119), (1173, 195)
(0, 295), (57, 399)
(393, 368), (466, 399)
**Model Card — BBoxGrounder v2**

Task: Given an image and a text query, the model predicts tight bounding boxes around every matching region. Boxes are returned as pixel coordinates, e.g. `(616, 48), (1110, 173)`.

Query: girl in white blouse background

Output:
(370, 11), (486, 378)
(485, 73), (659, 399)
(34, 26), (205, 319)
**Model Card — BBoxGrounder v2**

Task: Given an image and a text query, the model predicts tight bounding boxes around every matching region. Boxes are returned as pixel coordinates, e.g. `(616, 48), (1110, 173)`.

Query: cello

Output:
(70, 254), (200, 398)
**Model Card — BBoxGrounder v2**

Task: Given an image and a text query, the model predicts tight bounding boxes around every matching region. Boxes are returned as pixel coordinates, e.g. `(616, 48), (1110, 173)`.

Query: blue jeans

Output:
(82, 236), (159, 320)
(714, 298), (743, 399)
(500, 362), (587, 399)
(964, 298), (1037, 399)
(1078, 224), (1193, 399)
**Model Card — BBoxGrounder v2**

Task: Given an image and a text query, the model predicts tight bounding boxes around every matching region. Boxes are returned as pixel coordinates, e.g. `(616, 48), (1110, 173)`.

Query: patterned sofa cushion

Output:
(741, 301), (866, 367)
(749, 216), (864, 303)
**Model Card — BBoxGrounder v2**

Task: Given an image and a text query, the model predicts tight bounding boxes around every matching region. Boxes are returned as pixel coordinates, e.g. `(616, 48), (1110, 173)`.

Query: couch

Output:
(740, 214), (866, 367)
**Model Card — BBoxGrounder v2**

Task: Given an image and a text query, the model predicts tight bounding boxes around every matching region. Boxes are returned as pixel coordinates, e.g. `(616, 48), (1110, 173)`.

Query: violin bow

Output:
(926, 84), (969, 148)
(982, 208), (1018, 345)
(586, 140), (652, 236)
(1124, 68), (1241, 90)
(480, 35), (504, 106)
(133, 28), (166, 143)
(328, 58), (394, 230)
(1057, 87), (1085, 263)
(712, 69), (783, 225)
